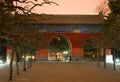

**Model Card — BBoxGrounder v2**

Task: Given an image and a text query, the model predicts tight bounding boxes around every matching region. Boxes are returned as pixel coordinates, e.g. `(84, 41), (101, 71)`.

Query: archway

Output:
(48, 35), (72, 61)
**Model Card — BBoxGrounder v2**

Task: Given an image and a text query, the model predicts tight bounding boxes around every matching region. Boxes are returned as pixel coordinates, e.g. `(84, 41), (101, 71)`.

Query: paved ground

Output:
(0, 61), (120, 82)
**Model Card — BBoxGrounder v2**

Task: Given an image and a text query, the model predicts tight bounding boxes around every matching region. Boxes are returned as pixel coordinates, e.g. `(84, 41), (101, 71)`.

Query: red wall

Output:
(36, 33), (102, 58)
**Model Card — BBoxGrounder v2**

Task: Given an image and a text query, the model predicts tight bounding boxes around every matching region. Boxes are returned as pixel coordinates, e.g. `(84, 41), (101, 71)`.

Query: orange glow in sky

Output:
(30, 0), (105, 15)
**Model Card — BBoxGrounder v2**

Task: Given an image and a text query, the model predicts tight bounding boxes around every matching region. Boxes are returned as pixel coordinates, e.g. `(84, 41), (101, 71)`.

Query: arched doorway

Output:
(48, 35), (72, 61)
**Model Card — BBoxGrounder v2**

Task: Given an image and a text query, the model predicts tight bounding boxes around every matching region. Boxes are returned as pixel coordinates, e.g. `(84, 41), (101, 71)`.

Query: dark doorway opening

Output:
(48, 36), (71, 61)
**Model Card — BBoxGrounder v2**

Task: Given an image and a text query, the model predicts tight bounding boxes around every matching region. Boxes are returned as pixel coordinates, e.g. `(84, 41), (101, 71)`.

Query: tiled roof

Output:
(29, 14), (103, 24)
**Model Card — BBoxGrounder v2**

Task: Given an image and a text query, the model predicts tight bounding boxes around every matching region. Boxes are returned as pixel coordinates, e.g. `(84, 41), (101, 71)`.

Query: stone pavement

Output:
(1, 61), (120, 82)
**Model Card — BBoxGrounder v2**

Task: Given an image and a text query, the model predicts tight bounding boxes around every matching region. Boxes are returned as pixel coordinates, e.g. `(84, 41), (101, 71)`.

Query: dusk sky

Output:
(32, 0), (105, 15)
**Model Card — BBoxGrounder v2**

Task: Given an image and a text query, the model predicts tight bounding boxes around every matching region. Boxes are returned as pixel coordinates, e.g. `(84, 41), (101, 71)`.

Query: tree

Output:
(19, 26), (47, 71)
(96, 0), (109, 18)
(0, 0), (58, 80)
(84, 37), (103, 67)
(104, 0), (120, 48)
(104, 0), (120, 71)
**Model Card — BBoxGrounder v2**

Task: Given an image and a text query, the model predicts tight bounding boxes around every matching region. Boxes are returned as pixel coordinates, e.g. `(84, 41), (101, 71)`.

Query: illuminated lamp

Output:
(115, 58), (120, 63)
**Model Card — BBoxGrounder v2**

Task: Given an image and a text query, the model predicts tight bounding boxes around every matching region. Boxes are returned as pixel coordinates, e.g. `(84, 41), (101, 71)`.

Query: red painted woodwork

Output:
(36, 33), (102, 58)
(105, 49), (111, 55)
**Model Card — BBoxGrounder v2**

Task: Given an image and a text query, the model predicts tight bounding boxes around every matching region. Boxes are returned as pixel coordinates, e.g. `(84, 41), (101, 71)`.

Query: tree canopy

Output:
(0, 0), (58, 49)
(0, 0), (58, 81)
(104, 0), (120, 49)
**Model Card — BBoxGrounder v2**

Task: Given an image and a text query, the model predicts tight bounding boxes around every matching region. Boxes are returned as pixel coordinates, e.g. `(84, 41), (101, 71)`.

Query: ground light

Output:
(106, 55), (113, 63)
(115, 58), (120, 65)
(0, 59), (9, 67)
(22, 55), (35, 61)
(106, 54), (120, 65)
(115, 58), (120, 63)
(0, 59), (3, 64)
(63, 51), (68, 55)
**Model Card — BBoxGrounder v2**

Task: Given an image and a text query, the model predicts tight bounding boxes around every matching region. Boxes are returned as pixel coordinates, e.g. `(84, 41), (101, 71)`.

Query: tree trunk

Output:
(97, 51), (100, 67)
(9, 52), (14, 81)
(30, 53), (32, 67)
(103, 48), (106, 68)
(23, 53), (27, 71)
(27, 58), (30, 69)
(113, 49), (116, 71)
(15, 51), (20, 75)
(30, 58), (32, 67)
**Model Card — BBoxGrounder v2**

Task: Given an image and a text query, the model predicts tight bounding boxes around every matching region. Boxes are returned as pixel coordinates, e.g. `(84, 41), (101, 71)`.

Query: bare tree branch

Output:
(26, 0), (58, 14)
(96, 0), (110, 17)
